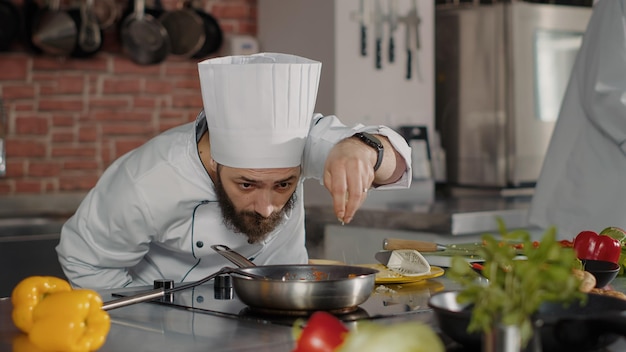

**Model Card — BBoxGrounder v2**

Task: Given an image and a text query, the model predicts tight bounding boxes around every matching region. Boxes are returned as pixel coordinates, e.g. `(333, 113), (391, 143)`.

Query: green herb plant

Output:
(447, 220), (585, 347)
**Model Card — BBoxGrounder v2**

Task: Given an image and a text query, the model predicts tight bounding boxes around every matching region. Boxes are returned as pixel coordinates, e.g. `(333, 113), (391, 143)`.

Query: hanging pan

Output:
(190, 4), (223, 59)
(158, 0), (205, 58)
(67, 0), (104, 58)
(92, 0), (119, 30)
(76, 0), (101, 54)
(31, 0), (77, 56)
(120, 0), (170, 65)
(0, 0), (20, 51)
(104, 251), (378, 313)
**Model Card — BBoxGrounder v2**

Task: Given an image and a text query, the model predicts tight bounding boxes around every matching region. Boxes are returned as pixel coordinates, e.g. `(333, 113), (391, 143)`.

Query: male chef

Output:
(56, 52), (411, 289)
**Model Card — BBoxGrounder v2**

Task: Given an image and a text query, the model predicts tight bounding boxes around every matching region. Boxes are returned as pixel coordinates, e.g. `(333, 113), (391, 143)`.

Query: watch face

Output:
(357, 132), (382, 149)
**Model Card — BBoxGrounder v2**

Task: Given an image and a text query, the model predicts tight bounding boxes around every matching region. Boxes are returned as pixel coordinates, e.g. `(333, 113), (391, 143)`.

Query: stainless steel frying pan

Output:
(212, 244), (378, 312)
(103, 246), (377, 313)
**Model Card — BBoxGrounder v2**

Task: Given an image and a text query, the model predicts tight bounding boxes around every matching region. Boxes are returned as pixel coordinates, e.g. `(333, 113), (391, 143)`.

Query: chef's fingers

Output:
(343, 178), (370, 224)
(324, 168), (348, 223)
(324, 162), (372, 224)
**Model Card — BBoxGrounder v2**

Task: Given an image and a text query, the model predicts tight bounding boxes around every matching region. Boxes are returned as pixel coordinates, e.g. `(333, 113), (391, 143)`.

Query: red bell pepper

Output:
(573, 230), (622, 264)
(293, 311), (348, 352)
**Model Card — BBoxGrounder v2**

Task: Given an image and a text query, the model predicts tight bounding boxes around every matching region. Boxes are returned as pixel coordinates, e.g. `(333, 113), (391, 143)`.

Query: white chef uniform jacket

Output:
(529, 0), (626, 237)
(57, 111), (412, 289)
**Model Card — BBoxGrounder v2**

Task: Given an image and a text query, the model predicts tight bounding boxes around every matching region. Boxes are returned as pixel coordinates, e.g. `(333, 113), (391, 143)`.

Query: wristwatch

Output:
(352, 132), (384, 171)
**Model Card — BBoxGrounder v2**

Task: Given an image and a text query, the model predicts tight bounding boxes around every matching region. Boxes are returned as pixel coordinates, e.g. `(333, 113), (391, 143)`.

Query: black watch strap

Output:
(353, 132), (384, 171)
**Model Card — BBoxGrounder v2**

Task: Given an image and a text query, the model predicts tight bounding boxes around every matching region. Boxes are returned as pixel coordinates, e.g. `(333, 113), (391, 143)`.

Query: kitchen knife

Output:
(382, 238), (482, 256)
(402, 0), (421, 80)
(388, 0), (397, 63)
(359, 0), (367, 56)
(373, 0), (383, 69)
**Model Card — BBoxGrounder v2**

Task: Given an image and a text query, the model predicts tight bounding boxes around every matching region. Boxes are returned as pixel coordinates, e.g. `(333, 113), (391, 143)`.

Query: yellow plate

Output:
(358, 263), (445, 284)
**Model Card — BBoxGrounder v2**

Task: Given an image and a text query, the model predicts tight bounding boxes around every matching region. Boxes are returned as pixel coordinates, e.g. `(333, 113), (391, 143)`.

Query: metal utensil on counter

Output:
(375, 249), (431, 276)
(383, 238), (481, 255)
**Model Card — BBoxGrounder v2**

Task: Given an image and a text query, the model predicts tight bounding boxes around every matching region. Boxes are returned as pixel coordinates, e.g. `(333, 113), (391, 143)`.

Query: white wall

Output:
(258, 0), (434, 131)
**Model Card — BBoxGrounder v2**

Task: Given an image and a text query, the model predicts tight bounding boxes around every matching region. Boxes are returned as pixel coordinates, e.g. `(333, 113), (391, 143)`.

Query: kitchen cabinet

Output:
(2, 276), (626, 351)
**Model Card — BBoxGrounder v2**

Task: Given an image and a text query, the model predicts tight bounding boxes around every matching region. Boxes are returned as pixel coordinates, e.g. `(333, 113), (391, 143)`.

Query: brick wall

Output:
(0, 0), (257, 195)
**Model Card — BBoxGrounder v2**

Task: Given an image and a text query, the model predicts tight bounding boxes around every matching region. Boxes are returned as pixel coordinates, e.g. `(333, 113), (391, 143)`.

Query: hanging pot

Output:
(66, 0), (104, 58)
(158, 0), (205, 58)
(31, 0), (77, 56)
(117, 0), (165, 42)
(77, 0), (101, 53)
(22, 0), (43, 54)
(92, 0), (119, 30)
(120, 0), (170, 65)
(190, 5), (223, 59)
(0, 0), (20, 51)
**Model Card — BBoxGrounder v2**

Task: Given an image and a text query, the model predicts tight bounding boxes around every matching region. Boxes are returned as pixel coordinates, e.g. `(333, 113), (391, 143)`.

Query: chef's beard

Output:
(213, 170), (296, 244)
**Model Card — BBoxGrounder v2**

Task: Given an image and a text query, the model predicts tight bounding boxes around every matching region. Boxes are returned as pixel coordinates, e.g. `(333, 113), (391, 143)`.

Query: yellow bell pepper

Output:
(28, 289), (111, 352)
(11, 276), (111, 352)
(12, 334), (48, 352)
(12, 276), (72, 333)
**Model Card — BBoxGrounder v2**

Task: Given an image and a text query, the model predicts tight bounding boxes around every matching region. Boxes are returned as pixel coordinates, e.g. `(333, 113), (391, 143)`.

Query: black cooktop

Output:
(113, 278), (445, 326)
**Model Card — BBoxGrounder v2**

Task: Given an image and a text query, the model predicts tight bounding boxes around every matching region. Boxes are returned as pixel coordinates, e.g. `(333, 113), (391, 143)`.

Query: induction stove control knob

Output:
(154, 279), (174, 290)
(214, 274), (234, 300)
(214, 274), (232, 288)
(154, 279), (175, 302)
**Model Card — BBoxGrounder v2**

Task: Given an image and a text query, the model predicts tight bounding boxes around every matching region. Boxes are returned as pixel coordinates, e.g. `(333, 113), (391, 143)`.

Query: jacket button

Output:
(196, 241), (204, 248)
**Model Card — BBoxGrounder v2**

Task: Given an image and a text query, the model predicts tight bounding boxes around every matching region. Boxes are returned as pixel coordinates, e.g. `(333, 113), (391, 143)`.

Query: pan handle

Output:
(102, 266), (264, 311)
(211, 244), (257, 268)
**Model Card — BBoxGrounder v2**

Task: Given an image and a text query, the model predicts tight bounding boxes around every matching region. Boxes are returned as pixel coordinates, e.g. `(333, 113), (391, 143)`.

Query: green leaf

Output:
(446, 218), (585, 347)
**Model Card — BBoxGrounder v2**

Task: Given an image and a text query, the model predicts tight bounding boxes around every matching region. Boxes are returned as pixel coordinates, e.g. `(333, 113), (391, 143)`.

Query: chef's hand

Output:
(324, 134), (405, 224)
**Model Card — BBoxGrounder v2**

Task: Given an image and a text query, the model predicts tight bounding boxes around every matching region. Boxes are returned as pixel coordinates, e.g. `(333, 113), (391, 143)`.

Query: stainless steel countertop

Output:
(0, 276), (482, 352)
(2, 275), (626, 351)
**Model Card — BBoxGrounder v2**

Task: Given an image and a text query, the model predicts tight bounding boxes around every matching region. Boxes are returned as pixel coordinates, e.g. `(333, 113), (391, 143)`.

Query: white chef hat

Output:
(198, 52), (322, 168)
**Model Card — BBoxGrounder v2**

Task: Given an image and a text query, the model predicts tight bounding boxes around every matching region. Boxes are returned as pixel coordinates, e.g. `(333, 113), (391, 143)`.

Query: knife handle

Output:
(383, 238), (438, 252)
(406, 49), (412, 80)
(360, 25), (367, 56)
(375, 39), (382, 69)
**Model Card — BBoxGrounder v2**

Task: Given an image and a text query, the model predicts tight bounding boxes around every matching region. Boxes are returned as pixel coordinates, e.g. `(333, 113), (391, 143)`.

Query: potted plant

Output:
(447, 221), (585, 352)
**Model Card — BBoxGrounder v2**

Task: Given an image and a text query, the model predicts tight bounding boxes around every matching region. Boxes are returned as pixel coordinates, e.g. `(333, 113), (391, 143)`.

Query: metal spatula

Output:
(375, 249), (431, 276)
